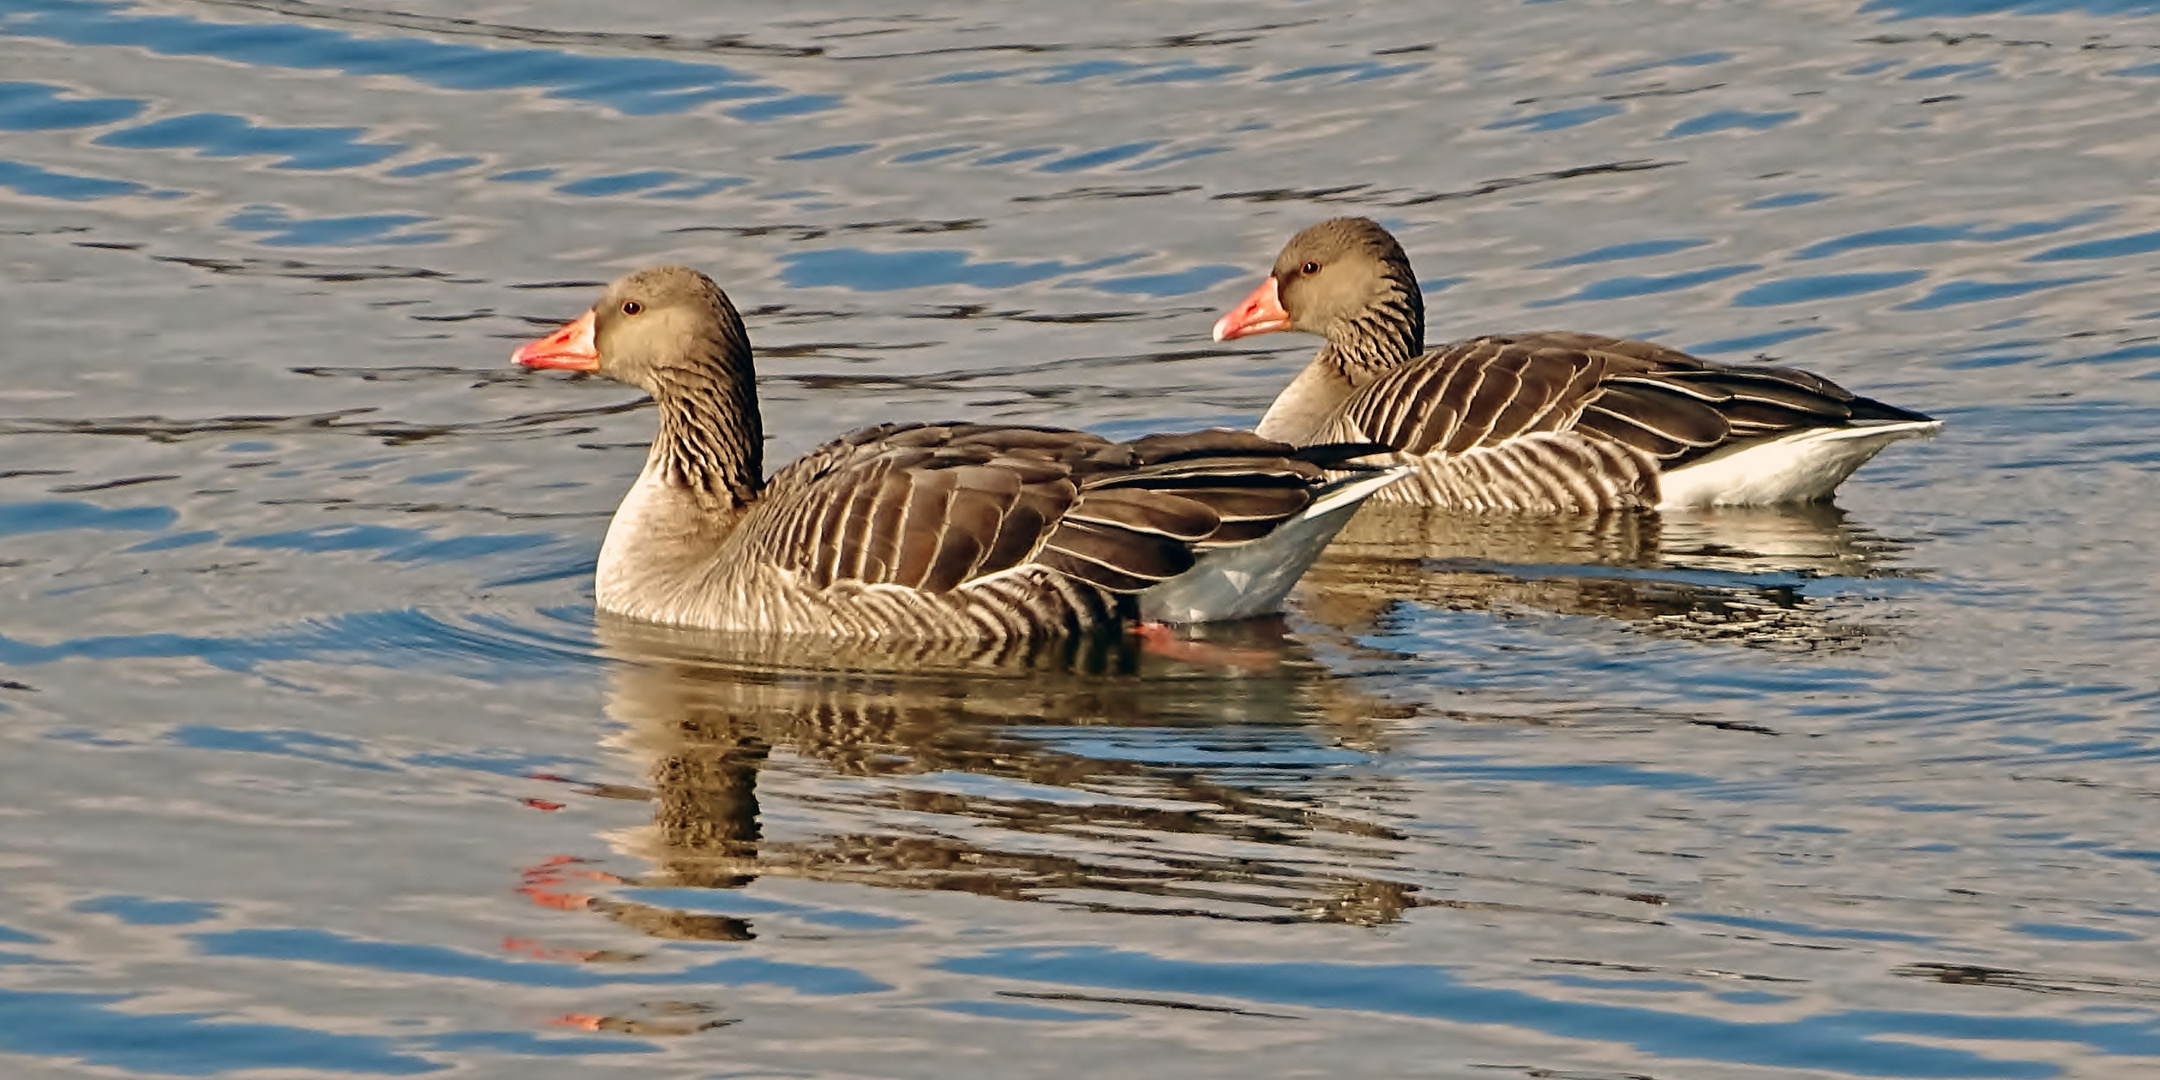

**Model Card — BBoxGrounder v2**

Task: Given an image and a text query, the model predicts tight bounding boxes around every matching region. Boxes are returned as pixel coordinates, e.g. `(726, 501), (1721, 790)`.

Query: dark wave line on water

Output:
(1857, 30), (2063, 48)
(788, 23), (1321, 62)
(893, 302), (1166, 324)
(1212, 160), (1685, 208)
(175, 239), (421, 271)
(771, 348), (1239, 393)
(46, 474), (180, 493)
(255, 496), (603, 525)
(935, 946), (2097, 1078)
(1897, 962), (2160, 1002)
(995, 989), (1303, 1019)
(0, 400), (649, 444)
(196, 0), (825, 57)
(1011, 184), (1203, 202)
(69, 241), (471, 284)
(501, 280), (607, 291)
(1865, 0), (2160, 21)
(664, 218), (984, 240)
(292, 365), (541, 386)
(0, 605), (600, 679)
(186, 0), (1340, 63)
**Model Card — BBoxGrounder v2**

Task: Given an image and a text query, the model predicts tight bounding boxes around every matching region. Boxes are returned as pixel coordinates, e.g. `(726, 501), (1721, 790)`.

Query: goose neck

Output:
(649, 339), (763, 509)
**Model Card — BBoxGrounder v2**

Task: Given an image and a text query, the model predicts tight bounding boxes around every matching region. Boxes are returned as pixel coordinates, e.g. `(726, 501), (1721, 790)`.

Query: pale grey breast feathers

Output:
(731, 423), (1360, 597)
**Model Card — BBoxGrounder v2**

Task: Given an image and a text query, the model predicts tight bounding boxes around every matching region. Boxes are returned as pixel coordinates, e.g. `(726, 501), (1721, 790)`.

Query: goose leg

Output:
(1135, 620), (1284, 672)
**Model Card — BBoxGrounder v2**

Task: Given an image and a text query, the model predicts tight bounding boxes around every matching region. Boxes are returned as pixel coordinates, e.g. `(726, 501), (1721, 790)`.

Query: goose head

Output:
(1212, 217), (1424, 368)
(513, 265), (764, 505)
(512, 266), (747, 394)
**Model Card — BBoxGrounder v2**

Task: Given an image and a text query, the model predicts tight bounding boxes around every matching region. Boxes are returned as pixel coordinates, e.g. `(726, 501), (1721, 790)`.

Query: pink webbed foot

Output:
(1134, 620), (1283, 672)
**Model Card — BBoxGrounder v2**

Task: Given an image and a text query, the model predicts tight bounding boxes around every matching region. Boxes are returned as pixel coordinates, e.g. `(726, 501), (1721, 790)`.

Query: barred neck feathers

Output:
(649, 317), (763, 509)
(1317, 267), (1422, 383)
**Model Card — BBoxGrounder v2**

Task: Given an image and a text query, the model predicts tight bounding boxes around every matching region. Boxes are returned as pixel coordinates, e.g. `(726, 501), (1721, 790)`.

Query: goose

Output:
(1211, 217), (1941, 511)
(511, 266), (1405, 640)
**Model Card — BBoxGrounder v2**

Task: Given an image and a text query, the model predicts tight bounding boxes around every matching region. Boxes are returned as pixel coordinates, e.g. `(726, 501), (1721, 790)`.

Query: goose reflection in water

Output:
(523, 616), (1430, 956)
(1299, 501), (1920, 652)
(513, 503), (1907, 1013)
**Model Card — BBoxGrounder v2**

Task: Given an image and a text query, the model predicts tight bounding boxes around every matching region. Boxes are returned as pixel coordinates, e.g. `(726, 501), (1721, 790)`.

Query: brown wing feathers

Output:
(1034, 519), (1195, 593)
(1577, 383), (1728, 458)
(1345, 340), (1603, 455)
(1040, 431), (1356, 592)
(765, 427), (1070, 592)
(1058, 488), (1219, 541)
(1339, 332), (1920, 471)
(756, 423), (1373, 599)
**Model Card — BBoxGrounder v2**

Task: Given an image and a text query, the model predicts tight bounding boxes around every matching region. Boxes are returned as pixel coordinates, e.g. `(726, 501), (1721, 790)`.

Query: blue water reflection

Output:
(96, 113), (402, 170)
(0, 0), (820, 116)
(0, 157), (150, 199)
(0, 986), (442, 1075)
(73, 896), (221, 926)
(196, 928), (890, 994)
(1532, 263), (1761, 306)
(1665, 108), (1800, 138)
(1487, 103), (1625, 132)
(1732, 270), (1928, 307)
(779, 248), (1139, 291)
(0, 500), (175, 537)
(1869, 0), (2160, 15)
(225, 205), (448, 246)
(938, 947), (2077, 1078)
(1537, 238), (1709, 268)
(0, 79), (140, 128)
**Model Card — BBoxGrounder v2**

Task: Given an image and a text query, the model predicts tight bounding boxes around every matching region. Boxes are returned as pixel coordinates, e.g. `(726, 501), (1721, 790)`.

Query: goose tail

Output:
(1658, 418), (1943, 508)
(1139, 463), (1411, 624)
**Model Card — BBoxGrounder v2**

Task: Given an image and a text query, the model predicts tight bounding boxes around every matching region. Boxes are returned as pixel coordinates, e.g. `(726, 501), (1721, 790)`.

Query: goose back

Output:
(1309, 331), (1935, 510)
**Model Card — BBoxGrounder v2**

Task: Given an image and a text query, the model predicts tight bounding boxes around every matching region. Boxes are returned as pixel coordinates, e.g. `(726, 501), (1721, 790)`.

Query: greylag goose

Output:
(511, 266), (1405, 639)
(1211, 217), (1941, 511)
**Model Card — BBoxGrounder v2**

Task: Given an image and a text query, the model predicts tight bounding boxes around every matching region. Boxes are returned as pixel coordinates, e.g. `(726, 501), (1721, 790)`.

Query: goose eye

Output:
(620, 301), (644, 316)
(1300, 261), (1321, 275)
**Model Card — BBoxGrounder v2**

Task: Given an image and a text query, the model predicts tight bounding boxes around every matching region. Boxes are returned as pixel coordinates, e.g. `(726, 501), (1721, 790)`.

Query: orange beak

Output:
(1211, 276), (1291, 342)
(512, 310), (599, 371)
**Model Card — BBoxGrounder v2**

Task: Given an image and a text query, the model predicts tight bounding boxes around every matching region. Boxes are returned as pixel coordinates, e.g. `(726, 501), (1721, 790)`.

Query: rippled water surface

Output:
(7, 0), (2160, 1075)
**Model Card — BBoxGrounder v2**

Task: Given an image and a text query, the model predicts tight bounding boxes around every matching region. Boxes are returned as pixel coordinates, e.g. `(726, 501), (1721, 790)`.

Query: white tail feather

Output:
(1140, 465), (1411, 623)
(1658, 420), (1942, 508)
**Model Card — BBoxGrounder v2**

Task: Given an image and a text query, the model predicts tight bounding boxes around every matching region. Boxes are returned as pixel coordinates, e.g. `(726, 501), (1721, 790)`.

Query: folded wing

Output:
(738, 423), (1376, 596)
(1332, 331), (1932, 470)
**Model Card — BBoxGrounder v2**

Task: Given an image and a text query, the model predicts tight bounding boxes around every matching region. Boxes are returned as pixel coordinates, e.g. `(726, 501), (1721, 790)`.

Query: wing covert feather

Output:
(1325, 332), (1918, 478)
(732, 422), (1362, 600)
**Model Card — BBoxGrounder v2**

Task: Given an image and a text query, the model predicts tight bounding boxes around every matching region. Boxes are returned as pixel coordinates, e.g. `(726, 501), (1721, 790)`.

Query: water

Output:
(4, 0), (2160, 1074)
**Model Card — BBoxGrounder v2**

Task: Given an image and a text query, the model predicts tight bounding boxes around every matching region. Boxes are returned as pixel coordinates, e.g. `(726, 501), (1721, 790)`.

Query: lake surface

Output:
(5, 0), (2160, 1075)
